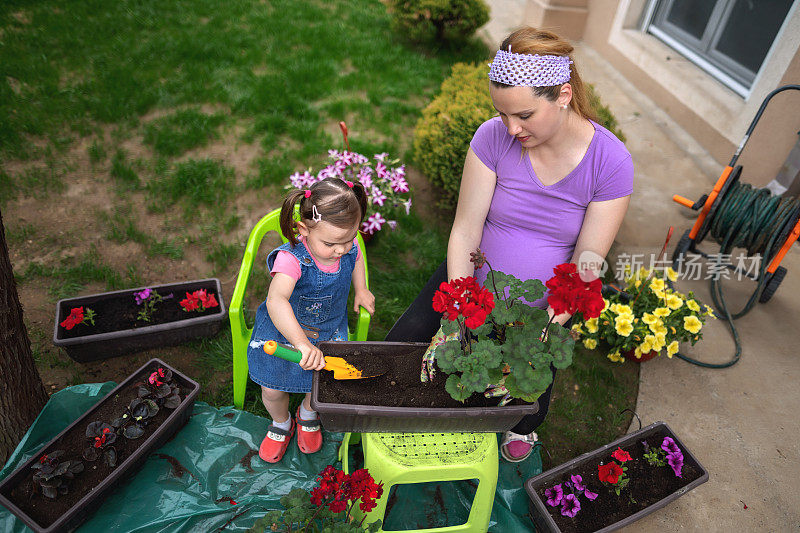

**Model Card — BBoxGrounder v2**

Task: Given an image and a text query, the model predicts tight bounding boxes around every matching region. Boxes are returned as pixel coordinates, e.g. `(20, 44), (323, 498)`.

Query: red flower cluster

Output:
(93, 427), (112, 448)
(60, 307), (85, 330)
(432, 276), (495, 329)
(598, 462), (624, 484)
(179, 289), (219, 312)
(545, 263), (604, 318)
(149, 367), (166, 386)
(611, 447), (632, 463)
(309, 465), (384, 514)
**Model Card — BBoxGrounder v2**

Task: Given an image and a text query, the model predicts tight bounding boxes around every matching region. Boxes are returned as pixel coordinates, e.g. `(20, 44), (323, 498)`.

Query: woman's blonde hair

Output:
(493, 27), (597, 122)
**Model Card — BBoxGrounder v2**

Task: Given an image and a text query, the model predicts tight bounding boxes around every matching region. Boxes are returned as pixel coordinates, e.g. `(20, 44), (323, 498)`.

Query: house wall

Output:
(577, 0), (800, 187)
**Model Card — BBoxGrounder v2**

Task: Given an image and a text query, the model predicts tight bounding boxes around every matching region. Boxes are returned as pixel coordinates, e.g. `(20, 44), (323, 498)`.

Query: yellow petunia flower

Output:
(648, 319), (664, 334)
(585, 317), (598, 333)
(686, 299), (700, 312)
(704, 305), (717, 319)
(665, 294), (683, 310)
(583, 338), (598, 350)
(615, 317), (633, 337)
(649, 278), (665, 292)
(653, 333), (666, 351)
(652, 288), (666, 299)
(572, 324), (585, 335)
(666, 340), (679, 358)
(634, 279), (642, 288)
(683, 315), (702, 334)
(653, 307), (671, 318)
(642, 313), (658, 325)
(616, 304), (633, 316)
(666, 267), (679, 282)
(607, 350), (625, 363)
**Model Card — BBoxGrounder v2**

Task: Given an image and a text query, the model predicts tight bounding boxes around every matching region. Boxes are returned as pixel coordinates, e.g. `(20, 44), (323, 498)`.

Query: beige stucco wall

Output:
(580, 0), (800, 187)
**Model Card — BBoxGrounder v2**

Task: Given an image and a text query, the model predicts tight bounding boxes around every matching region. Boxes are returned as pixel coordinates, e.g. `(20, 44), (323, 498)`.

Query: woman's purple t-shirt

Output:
(469, 117), (633, 307)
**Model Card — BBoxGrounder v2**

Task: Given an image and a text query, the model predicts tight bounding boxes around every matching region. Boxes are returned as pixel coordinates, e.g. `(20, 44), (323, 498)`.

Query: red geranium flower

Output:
(432, 276), (495, 329)
(598, 462), (624, 484)
(545, 264), (604, 318)
(611, 447), (632, 463)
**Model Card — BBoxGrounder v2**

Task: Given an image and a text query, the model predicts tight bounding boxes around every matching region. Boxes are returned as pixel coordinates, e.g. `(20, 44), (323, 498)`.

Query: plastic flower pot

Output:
(53, 278), (226, 363)
(310, 341), (539, 433)
(0, 359), (200, 533)
(623, 348), (659, 363)
(525, 421), (708, 533)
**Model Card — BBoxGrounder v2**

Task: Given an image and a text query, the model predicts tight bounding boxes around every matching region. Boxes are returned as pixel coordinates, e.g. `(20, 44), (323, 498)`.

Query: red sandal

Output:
(259, 419), (296, 463)
(296, 406), (322, 454)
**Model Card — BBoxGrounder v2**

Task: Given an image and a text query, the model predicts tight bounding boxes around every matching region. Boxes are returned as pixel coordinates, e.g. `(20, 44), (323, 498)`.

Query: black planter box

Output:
(525, 421), (709, 533)
(53, 278), (227, 362)
(0, 358), (200, 533)
(311, 341), (539, 433)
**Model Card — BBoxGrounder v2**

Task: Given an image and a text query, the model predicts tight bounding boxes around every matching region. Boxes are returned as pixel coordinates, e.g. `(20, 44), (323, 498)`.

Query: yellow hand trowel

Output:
(262, 340), (384, 380)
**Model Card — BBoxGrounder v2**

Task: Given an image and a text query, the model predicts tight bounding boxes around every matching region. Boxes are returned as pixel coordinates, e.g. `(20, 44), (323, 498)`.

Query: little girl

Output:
(247, 177), (375, 463)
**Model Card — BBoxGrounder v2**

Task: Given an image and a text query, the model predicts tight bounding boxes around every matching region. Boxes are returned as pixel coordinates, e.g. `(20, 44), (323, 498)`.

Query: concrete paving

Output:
(480, 5), (800, 532)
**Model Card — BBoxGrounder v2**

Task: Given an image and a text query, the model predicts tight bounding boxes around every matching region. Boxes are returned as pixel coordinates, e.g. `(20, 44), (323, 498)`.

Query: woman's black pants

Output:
(384, 260), (557, 434)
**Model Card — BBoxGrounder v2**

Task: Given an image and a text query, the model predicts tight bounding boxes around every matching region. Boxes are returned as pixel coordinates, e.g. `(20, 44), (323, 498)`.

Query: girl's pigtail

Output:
(350, 181), (369, 223)
(280, 189), (305, 246)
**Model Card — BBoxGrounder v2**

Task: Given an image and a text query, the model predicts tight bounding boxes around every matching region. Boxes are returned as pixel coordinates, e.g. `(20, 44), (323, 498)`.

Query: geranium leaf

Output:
(445, 374), (472, 402)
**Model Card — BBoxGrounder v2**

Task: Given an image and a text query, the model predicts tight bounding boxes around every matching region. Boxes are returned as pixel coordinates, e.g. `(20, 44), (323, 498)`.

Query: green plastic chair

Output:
(229, 208), (370, 409)
(339, 432), (499, 532)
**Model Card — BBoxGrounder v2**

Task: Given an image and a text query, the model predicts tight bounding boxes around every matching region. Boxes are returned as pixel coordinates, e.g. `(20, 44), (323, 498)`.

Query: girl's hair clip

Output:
(345, 180), (354, 188)
(311, 205), (322, 223)
(304, 190), (312, 198)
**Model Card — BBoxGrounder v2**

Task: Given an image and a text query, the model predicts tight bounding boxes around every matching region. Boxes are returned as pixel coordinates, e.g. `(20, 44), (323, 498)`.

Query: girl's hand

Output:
(354, 289), (375, 315)
(298, 342), (326, 371)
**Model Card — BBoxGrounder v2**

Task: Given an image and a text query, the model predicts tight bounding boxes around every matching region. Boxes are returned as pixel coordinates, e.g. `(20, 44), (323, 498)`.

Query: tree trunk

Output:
(0, 208), (48, 465)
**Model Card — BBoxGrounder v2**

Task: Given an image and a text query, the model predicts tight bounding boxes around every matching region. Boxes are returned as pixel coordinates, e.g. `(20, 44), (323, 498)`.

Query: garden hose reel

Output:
(668, 84), (800, 368)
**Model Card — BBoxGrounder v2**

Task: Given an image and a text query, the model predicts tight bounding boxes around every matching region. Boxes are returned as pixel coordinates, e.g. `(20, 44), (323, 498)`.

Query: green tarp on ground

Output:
(0, 384), (540, 532)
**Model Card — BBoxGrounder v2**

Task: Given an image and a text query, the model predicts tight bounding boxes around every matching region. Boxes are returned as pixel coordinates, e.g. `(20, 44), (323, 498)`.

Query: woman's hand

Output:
(354, 289), (375, 315)
(297, 342), (326, 371)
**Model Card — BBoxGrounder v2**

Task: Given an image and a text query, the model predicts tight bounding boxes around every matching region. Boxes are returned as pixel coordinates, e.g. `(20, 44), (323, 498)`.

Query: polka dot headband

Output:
(488, 48), (572, 87)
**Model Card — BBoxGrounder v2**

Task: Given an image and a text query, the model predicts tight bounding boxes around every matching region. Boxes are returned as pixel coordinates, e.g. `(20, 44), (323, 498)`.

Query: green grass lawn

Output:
(2, 0), (636, 471)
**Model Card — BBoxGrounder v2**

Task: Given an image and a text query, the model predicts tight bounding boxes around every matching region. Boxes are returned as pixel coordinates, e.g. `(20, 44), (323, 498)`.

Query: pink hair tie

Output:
(304, 190), (311, 198)
(345, 181), (354, 188)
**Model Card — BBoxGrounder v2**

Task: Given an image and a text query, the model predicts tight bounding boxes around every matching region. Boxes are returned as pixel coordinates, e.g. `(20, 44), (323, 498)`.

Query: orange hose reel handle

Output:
(687, 166), (734, 240)
(672, 195), (695, 209)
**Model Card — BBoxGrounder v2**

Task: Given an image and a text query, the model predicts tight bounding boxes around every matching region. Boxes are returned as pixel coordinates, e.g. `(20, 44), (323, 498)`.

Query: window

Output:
(647, 0), (795, 96)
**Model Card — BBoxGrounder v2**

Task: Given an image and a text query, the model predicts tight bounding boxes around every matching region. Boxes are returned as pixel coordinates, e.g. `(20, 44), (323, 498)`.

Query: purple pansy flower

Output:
(583, 488), (598, 501)
(570, 474), (586, 492)
(662, 436), (681, 455)
(560, 493), (581, 518)
(544, 484), (563, 507)
(134, 288), (151, 305)
(667, 452), (684, 477)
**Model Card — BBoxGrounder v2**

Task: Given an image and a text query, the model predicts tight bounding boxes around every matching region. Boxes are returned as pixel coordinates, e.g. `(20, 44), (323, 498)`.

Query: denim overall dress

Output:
(246, 240), (357, 393)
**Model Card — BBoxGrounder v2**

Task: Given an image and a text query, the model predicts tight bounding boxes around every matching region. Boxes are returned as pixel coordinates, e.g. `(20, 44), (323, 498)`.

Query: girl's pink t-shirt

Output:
(270, 236), (362, 280)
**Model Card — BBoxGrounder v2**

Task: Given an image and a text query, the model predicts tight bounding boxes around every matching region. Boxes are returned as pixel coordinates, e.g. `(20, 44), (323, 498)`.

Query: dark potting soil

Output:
(533, 428), (703, 533)
(58, 281), (221, 339)
(317, 345), (529, 408)
(6, 362), (191, 529)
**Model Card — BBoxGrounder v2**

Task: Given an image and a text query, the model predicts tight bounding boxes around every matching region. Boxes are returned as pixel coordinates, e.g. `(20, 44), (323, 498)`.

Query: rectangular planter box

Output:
(311, 341), (539, 433)
(53, 278), (227, 363)
(0, 358), (200, 533)
(525, 421), (709, 533)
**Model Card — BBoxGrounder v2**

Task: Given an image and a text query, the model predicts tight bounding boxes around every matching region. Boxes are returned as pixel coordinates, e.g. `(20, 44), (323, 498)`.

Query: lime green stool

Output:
(229, 208), (371, 409)
(339, 432), (498, 532)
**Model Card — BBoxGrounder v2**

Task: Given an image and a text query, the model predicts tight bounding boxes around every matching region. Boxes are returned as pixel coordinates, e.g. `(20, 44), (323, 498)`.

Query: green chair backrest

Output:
(229, 208), (370, 409)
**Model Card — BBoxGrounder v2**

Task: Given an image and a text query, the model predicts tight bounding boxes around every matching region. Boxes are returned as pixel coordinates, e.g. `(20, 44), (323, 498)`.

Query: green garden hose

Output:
(672, 182), (800, 368)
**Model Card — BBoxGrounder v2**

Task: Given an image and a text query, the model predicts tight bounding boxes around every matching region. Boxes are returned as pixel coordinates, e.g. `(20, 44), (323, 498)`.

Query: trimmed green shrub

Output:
(412, 63), (627, 209)
(388, 0), (490, 44)
(412, 62), (493, 209)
